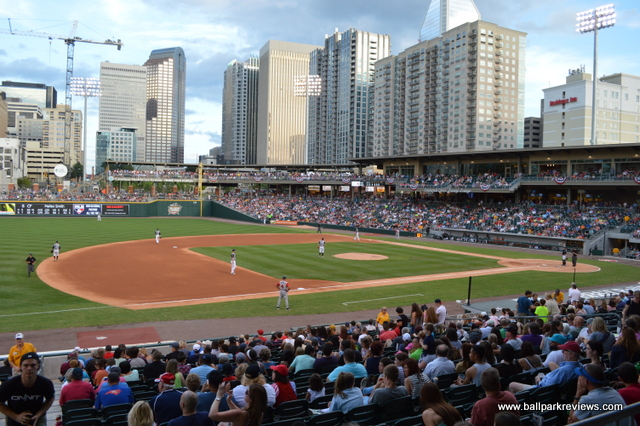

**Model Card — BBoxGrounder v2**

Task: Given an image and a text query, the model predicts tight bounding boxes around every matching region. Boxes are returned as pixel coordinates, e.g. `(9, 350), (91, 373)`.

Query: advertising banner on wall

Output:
(0, 203), (16, 215)
(350, 181), (362, 187)
(322, 185), (332, 191)
(73, 204), (102, 215)
(340, 186), (350, 192)
(102, 204), (129, 216)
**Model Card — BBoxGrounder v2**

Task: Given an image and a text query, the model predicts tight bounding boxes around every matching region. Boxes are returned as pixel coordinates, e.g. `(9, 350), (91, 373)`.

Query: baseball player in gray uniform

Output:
(354, 227), (360, 241)
(230, 249), (237, 274)
(51, 241), (60, 261)
(318, 238), (326, 257)
(276, 276), (290, 310)
(155, 228), (161, 244)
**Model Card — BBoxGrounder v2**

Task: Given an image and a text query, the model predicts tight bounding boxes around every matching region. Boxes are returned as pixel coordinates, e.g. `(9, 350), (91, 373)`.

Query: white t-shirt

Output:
(568, 288), (581, 302)
(436, 305), (447, 325)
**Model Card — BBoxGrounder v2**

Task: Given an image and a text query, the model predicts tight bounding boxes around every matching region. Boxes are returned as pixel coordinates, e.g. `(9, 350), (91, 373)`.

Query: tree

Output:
(17, 177), (32, 189)
(70, 162), (84, 180)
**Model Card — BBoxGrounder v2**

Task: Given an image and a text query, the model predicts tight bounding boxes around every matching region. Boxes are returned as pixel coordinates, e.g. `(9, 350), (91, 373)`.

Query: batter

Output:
(276, 276), (290, 310)
(230, 249), (237, 274)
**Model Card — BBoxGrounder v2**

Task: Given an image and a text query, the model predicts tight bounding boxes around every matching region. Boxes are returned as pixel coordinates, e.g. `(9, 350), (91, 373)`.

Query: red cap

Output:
(558, 341), (581, 354)
(270, 364), (289, 376)
(155, 373), (175, 385)
(257, 329), (264, 335)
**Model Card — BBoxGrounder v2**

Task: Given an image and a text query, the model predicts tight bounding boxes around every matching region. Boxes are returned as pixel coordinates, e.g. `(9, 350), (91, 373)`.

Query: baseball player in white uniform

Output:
(230, 249), (237, 274)
(318, 238), (326, 257)
(395, 229), (400, 240)
(51, 241), (60, 261)
(276, 276), (290, 310)
(155, 228), (161, 244)
(354, 227), (360, 241)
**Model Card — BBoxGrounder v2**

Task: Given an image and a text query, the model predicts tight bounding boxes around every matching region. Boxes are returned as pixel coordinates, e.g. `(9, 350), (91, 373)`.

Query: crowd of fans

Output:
(2, 286), (639, 426)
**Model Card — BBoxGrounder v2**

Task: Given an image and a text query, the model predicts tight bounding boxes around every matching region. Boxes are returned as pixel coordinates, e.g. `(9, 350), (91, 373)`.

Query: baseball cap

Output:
(574, 365), (604, 384)
(270, 364), (289, 376)
(549, 334), (567, 344)
(15, 333), (24, 339)
(71, 368), (84, 380)
(192, 343), (201, 352)
(435, 299), (442, 303)
(403, 333), (411, 342)
(110, 366), (122, 374)
(282, 276), (286, 279)
(559, 341), (581, 354)
(68, 352), (78, 358)
(506, 326), (518, 335)
(245, 364), (261, 379)
(170, 342), (180, 349)
(257, 329), (264, 335)
(221, 363), (234, 376)
(20, 352), (39, 364)
(201, 354), (213, 365)
(155, 372), (176, 385)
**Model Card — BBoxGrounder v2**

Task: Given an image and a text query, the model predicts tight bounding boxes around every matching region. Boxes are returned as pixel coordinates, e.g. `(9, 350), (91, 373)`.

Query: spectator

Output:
(610, 327), (640, 369)
(59, 368), (95, 407)
(509, 341), (581, 393)
(434, 299), (447, 331)
(424, 345), (455, 381)
(568, 283), (581, 303)
(327, 349), (367, 382)
(0, 352), (54, 426)
(495, 412), (523, 426)
(569, 364), (627, 423)
(120, 361), (140, 382)
(455, 344), (490, 387)
(470, 367), (519, 426)
(404, 358), (431, 400)
(150, 373), (183, 425)
(516, 291), (533, 319)
(585, 340), (606, 369)
(552, 289), (565, 304)
(327, 372), (364, 413)
(542, 335), (567, 369)
(127, 401), (154, 426)
(95, 372), (133, 410)
(167, 391), (213, 426)
(231, 364), (276, 408)
(197, 370), (230, 413)
(617, 362), (640, 426)
(289, 345), (316, 374)
(517, 341), (542, 371)
(455, 344), (474, 375)
(305, 373), (325, 403)
(364, 342), (384, 375)
(144, 350), (166, 381)
(127, 347), (146, 368)
(7, 334), (37, 376)
(269, 365), (296, 408)
(534, 299), (549, 323)
(495, 345), (522, 378)
(209, 383), (267, 426)
(420, 383), (462, 426)
(369, 365), (407, 406)
(503, 326), (522, 351)
(190, 354), (216, 384)
(588, 317), (616, 353)
(166, 342), (182, 362)
(419, 323), (437, 369)
(313, 343), (339, 374)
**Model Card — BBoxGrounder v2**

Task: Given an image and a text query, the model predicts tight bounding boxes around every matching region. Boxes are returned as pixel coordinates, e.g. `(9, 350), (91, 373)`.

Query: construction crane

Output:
(1, 19), (123, 168)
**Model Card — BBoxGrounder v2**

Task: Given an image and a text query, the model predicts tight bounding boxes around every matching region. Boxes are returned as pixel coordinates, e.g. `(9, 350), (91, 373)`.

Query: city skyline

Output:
(1, 0), (639, 168)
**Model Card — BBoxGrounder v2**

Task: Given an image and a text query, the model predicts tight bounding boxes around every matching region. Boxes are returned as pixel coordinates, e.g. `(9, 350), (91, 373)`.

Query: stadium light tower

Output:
(70, 77), (101, 181)
(576, 3), (616, 146)
(294, 75), (322, 164)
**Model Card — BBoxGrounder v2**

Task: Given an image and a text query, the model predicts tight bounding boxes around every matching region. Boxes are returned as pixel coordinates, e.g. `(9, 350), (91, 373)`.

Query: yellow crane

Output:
(0, 19), (123, 168)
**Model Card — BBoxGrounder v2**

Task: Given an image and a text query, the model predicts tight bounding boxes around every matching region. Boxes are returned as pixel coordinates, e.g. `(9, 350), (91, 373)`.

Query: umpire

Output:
(25, 254), (36, 277)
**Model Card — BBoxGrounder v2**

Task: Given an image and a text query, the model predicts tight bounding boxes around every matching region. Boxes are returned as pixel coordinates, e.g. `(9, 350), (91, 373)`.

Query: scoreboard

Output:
(15, 203), (74, 215)
(0, 203), (128, 216)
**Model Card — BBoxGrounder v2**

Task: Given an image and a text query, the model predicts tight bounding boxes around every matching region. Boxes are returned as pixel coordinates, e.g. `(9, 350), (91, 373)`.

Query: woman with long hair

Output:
(455, 343), (474, 375)
(328, 372), (364, 413)
(479, 342), (496, 365)
(420, 383), (462, 426)
(586, 340), (606, 368)
(495, 344), (522, 378)
(445, 327), (461, 351)
(589, 316), (616, 353)
(165, 359), (184, 388)
(438, 336), (460, 361)
(210, 383), (267, 426)
(425, 307), (438, 325)
(517, 341), (542, 371)
(410, 303), (422, 332)
(270, 365), (296, 408)
(610, 327), (640, 368)
(364, 342), (384, 374)
(404, 358), (431, 400)
(127, 401), (154, 426)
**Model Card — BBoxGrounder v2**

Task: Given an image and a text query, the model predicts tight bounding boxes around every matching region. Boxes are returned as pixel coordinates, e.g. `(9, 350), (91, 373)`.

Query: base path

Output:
(37, 233), (600, 310)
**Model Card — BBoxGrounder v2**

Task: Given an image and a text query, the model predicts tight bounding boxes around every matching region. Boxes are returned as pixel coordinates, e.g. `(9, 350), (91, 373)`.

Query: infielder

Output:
(51, 241), (60, 261)
(25, 253), (36, 277)
(354, 227), (360, 241)
(230, 249), (237, 274)
(395, 229), (400, 240)
(155, 228), (161, 244)
(276, 276), (290, 310)
(318, 238), (325, 257)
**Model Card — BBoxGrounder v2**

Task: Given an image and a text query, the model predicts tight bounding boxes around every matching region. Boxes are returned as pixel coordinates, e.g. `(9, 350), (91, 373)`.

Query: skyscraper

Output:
(221, 57), (259, 164)
(420, 0), (481, 41)
(99, 62), (147, 162)
(308, 29), (390, 164)
(256, 40), (320, 165)
(373, 21), (526, 156)
(144, 47), (186, 163)
(0, 81), (57, 110)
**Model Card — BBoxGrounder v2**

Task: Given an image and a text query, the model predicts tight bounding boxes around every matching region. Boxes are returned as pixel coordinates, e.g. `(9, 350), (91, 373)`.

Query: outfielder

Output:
(51, 241), (60, 261)
(25, 253), (36, 277)
(230, 249), (237, 274)
(155, 228), (161, 244)
(318, 238), (325, 257)
(395, 229), (400, 240)
(354, 227), (360, 241)
(276, 276), (290, 310)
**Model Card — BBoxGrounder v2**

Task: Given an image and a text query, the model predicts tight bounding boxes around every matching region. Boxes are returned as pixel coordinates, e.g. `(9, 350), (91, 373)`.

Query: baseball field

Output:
(1, 216), (638, 333)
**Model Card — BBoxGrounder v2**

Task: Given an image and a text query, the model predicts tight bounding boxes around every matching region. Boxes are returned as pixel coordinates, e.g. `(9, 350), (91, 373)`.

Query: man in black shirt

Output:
(623, 291), (640, 325)
(25, 254), (36, 277)
(144, 350), (167, 381)
(0, 352), (54, 426)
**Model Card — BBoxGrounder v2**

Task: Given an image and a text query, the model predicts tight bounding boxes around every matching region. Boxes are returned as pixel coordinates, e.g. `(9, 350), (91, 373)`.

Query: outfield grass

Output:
(194, 242), (500, 282)
(0, 217), (638, 333)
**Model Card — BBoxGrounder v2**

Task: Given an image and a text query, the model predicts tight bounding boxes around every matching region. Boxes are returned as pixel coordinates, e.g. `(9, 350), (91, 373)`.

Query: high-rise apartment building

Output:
(256, 40), (321, 165)
(420, 0), (481, 41)
(372, 21), (526, 157)
(144, 47), (186, 163)
(95, 127), (138, 173)
(542, 71), (640, 146)
(99, 62), (148, 162)
(308, 29), (391, 164)
(0, 81), (57, 110)
(5, 101), (43, 139)
(0, 92), (8, 137)
(221, 57), (259, 164)
(43, 105), (83, 166)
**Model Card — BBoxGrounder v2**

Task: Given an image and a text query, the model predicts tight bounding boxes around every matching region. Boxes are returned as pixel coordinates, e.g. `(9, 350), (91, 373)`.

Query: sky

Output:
(0, 0), (639, 170)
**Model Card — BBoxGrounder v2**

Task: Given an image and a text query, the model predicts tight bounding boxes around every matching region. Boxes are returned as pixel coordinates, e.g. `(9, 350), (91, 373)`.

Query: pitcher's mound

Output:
(334, 253), (388, 260)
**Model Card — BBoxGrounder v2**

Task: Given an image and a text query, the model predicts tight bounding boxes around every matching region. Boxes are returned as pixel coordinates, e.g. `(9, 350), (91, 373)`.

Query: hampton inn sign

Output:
(550, 97), (578, 106)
